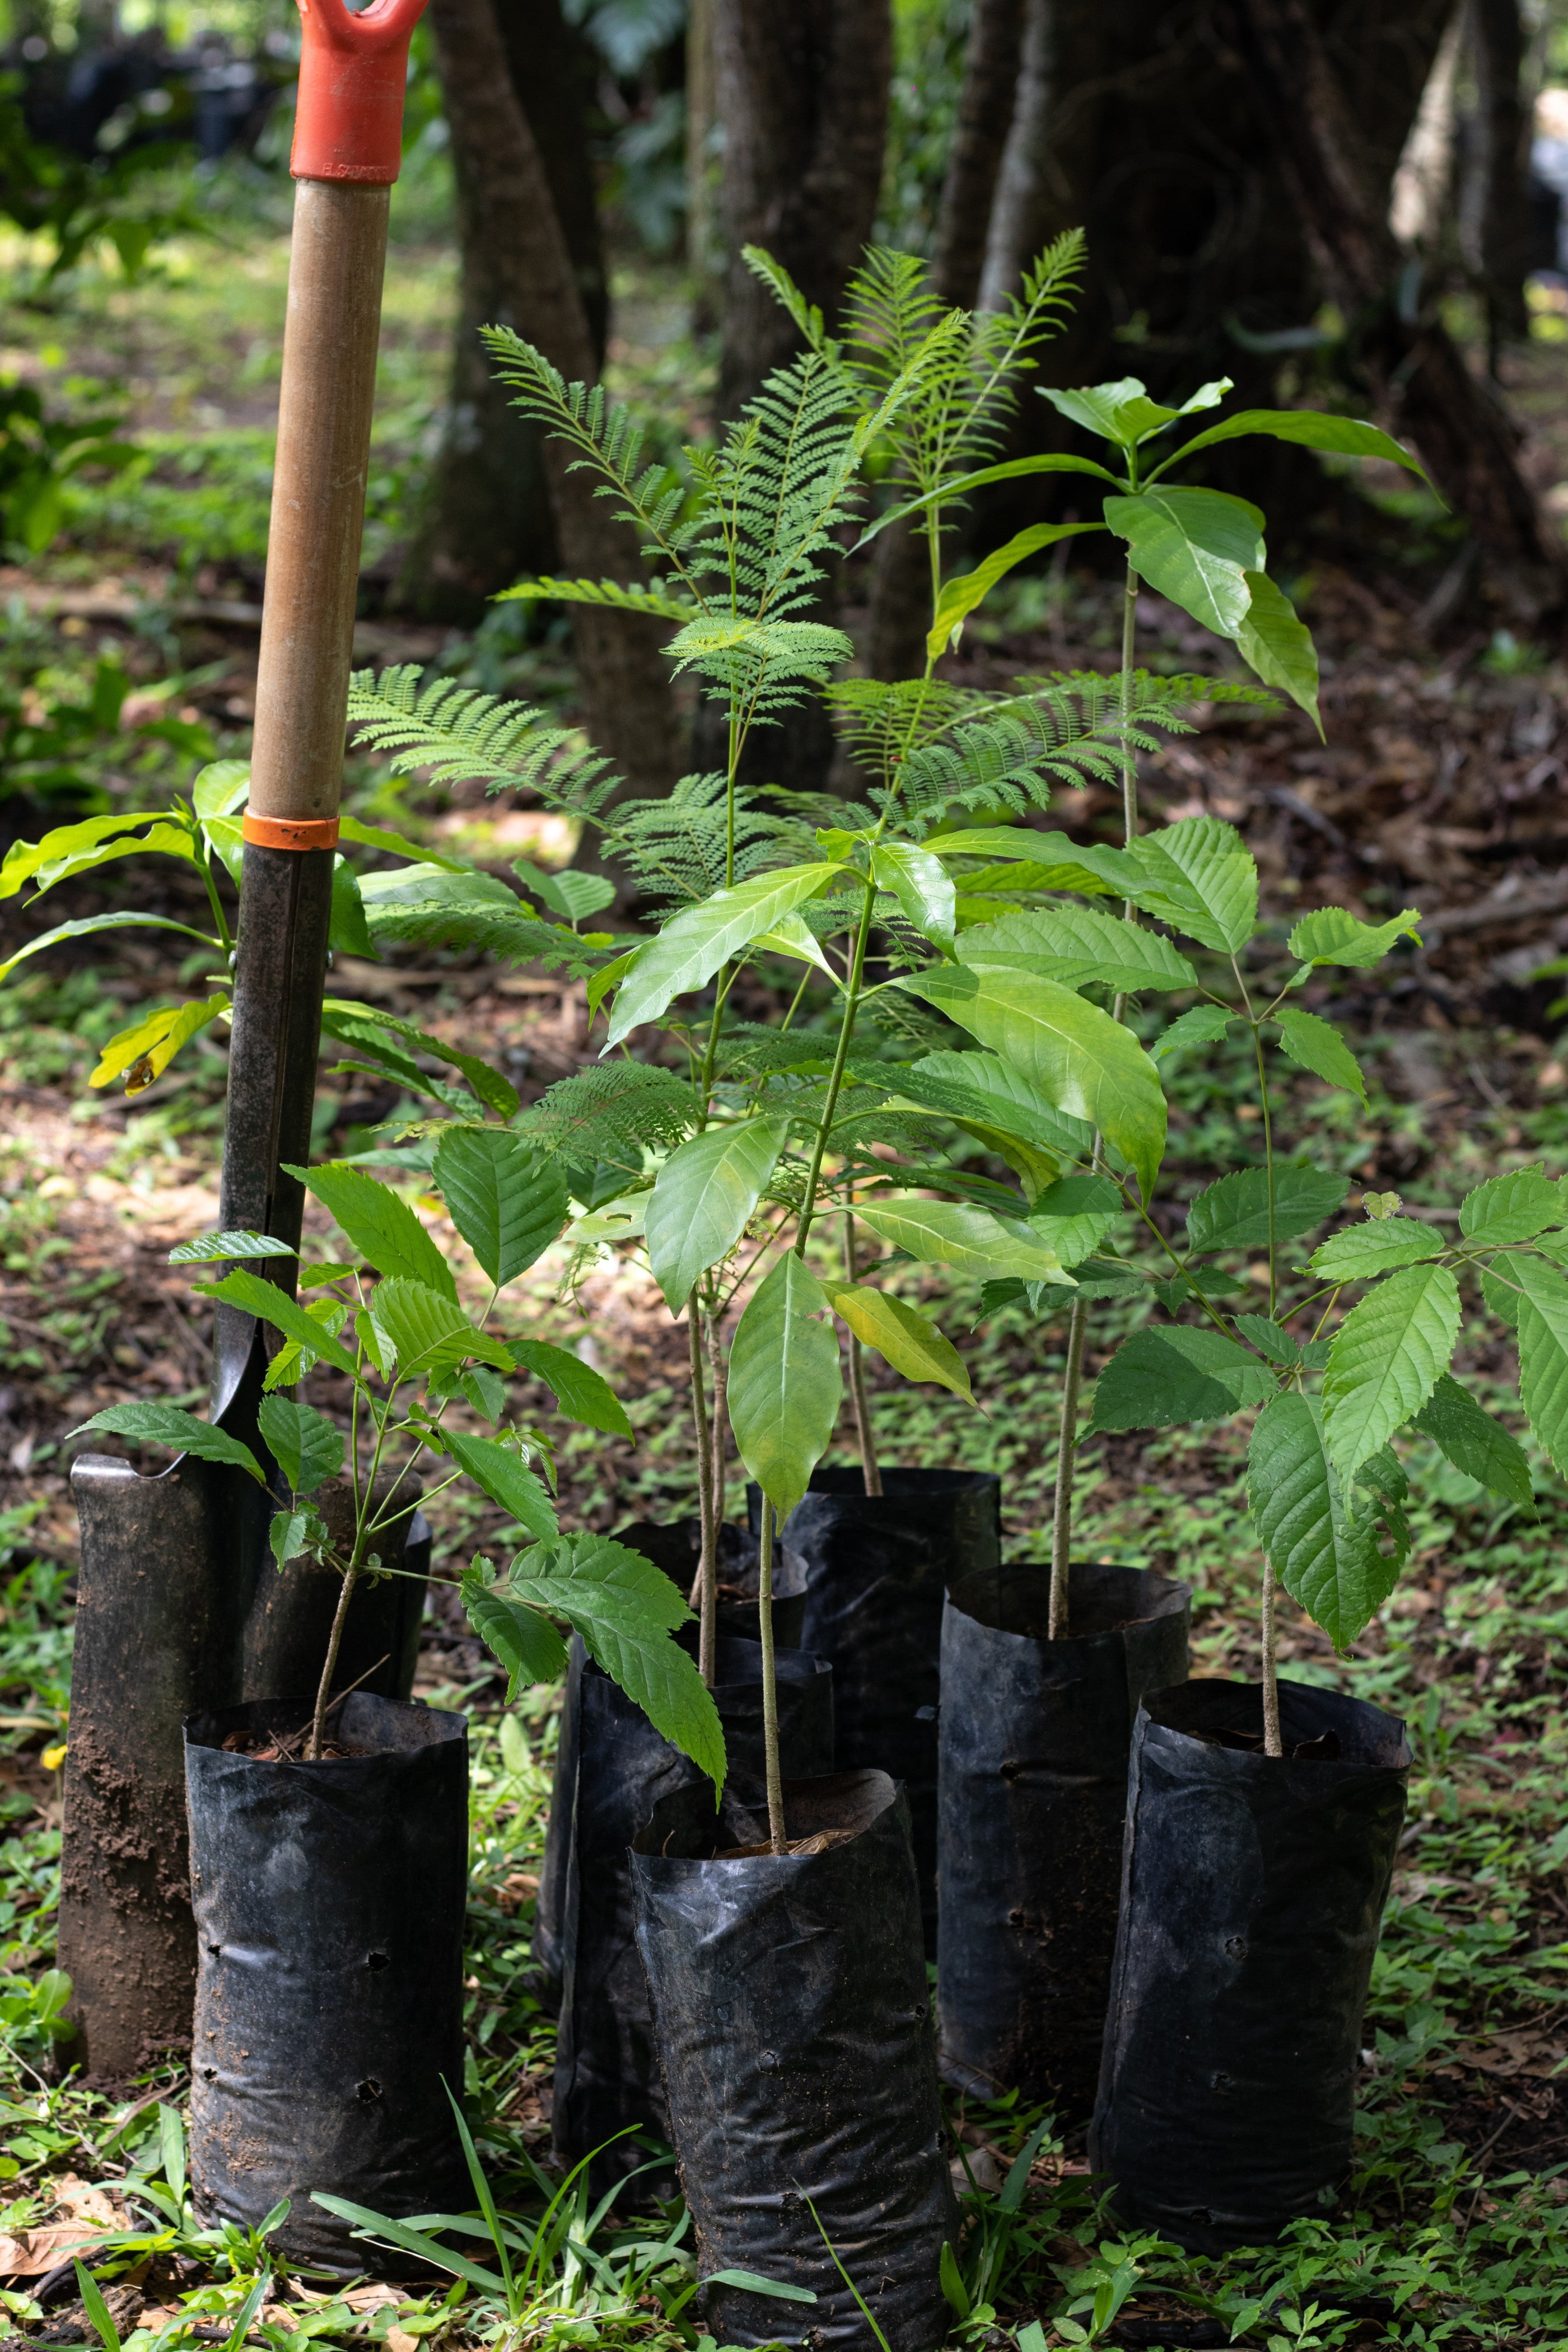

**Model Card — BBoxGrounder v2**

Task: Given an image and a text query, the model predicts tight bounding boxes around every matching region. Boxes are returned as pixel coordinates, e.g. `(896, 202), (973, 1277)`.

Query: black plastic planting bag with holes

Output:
(553, 1632), (833, 2198)
(1090, 1679), (1411, 2254)
(183, 1694), (469, 2270)
(937, 1560), (1191, 2118)
(632, 1769), (957, 2352)
(750, 1468), (1002, 1952)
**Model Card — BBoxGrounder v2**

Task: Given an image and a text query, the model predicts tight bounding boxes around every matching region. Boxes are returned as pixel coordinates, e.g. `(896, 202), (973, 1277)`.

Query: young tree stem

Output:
(843, 1210), (883, 1497)
(309, 1558), (360, 1762)
(1048, 1293), (1090, 1638)
(705, 1310), (728, 1539)
(1261, 1557), (1283, 1758)
(757, 1497), (786, 1852)
(687, 1293), (718, 1686)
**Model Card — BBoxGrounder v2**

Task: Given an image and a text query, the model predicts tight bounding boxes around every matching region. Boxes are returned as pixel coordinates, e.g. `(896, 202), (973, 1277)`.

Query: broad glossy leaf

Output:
(606, 863), (845, 1047)
(445, 1431), (559, 1539)
(66, 1401), (264, 1483)
(726, 1253), (843, 1519)
(2, 810), (164, 898)
(1515, 1254), (1568, 1478)
(433, 1127), (569, 1287)
(959, 905), (1198, 995)
(1151, 1005), (1236, 1060)
(90, 994), (227, 1093)
(894, 1050), (1096, 1160)
(1413, 1373), (1534, 1509)
(1236, 570), (1320, 729)
(751, 912), (837, 977)
(855, 1197), (1074, 1282)
(256, 1397), (343, 1496)
(926, 522), (1099, 657)
(1458, 1166), (1568, 1247)
(510, 1533), (725, 1791)
(169, 1229), (296, 1263)
(329, 860), (374, 960)
(270, 1508), (313, 1569)
(871, 840), (956, 950)
(192, 1270), (360, 1379)
(819, 1282), (974, 1402)
(902, 965), (1165, 1197)
(289, 1161), (456, 1300)
(1186, 1161), (1348, 1254)
(338, 815), (469, 871)
(1248, 1392), (1402, 1649)
(645, 1118), (790, 1310)
(851, 452), (1123, 548)
(372, 1278), (512, 1377)
(1125, 818), (1257, 954)
(510, 1337), (633, 1439)
(1103, 488), (1264, 638)
(1090, 1324), (1275, 1430)
(191, 759), (251, 820)
(461, 1571), (568, 1695)
(1273, 1007), (1366, 1098)
(0, 909), (225, 984)
(1287, 905), (1423, 969)
(1158, 406), (1433, 488)
(1322, 1263), (1460, 1483)
(1309, 1217), (1446, 1280)
(320, 1001), (519, 1121)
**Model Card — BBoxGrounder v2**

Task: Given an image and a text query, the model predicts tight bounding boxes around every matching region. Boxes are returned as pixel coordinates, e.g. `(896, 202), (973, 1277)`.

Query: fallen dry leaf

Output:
(0, 2222), (109, 2278)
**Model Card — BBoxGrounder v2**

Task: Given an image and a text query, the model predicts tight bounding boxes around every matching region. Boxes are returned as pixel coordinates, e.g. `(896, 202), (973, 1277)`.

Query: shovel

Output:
(59, 0), (430, 2076)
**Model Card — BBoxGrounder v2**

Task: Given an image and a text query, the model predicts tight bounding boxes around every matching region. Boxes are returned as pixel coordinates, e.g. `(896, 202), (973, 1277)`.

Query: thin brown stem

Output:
(843, 1210), (883, 1497)
(705, 1309), (728, 1539)
(1049, 1294), (1089, 1639)
(1261, 1558), (1282, 1758)
(309, 1560), (359, 1762)
(687, 1293), (717, 1686)
(757, 1498), (785, 1852)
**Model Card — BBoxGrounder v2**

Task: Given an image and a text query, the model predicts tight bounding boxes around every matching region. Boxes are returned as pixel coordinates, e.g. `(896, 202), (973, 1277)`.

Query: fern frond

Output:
(345, 667), (623, 819)
(612, 772), (799, 909)
(497, 577), (698, 622)
(741, 246), (838, 360)
(823, 678), (978, 780)
(362, 899), (614, 977)
(516, 1062), (697, 1170)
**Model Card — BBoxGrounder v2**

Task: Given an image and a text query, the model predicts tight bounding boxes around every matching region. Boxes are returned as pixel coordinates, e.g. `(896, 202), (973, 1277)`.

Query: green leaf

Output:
(1186, 1162), (1348, 1254)
(510, 1337), (633, 1439)
(1287, 905), (1424, 969)
(329, 861), (375, 960)
(871, 839), (957, 950)
(706, 2270), (818, 2305)
(1322, 1263), (1461, 1483)
(168, 1229), (296, 1264)
(1233, 570), (1320, 730)
(1515, 1254), (1568, 1478)
(1273, 1007), (1366, 1098)
(512, 861), (618, 923)
(1482, 1267), (1521, 1328)
(854, 1197), (1075, 1283)
(1234, 1313), (1300, 1366)
(1026, 1172), (1125, 1268)
(307, 2194), (507, 2294)
(1103, 488), (1264, 638)
(444, 1431), (559, 1539)
(1090, 1324), (1275, 1430)
(605, 862), (847, 1046)
(432, 1127), (570, 1287)
(851, 452), (1122, 548)
(645, 1118), (790, 1310)
(337, 815), (469, 871)
(256, 1397), (343, 1496)
(320, 1001), (519, 1121)
(926, 522), (1099, 657)
(192, 1271), (362, 1379)
(1459, 1166), (1568, 1247)
(497, 574), (699, 621)
(901, 965), (1166, 1198)
(1413, 1374), (1534, 1510)
(1155, 406), (1434, 490)
(74, 2261), (121, 2352)
(893, 1050), (1096, 1160)
(270, 1509), (313, 1568)
(1151, 1005), (1236, 1060)
(819, 1284), (974, 1402)
(726, 1253), (843, 1520)
(510, 1533), (726, 1792)
(289, 1162), (457, 1300)
(2, 811), (166, 899)
(1124, 817), (1258, 954)
(192, 761), (250, 820)
(940, 2242), (972, 2322)
(90, 995), (227, 1092)
(372, 1280), (512, 1378)
(1309, 1217), (1448, 1280)
(461, 1568), (568, 1696)
(66, 1402), (264, 1483)
(1248, 1392), (1402, 1649)
(959, 904), (1199, 995)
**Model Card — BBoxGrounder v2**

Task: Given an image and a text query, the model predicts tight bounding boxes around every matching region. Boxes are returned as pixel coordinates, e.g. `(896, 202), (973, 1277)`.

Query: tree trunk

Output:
(401, 0), (607, 623)
(1232, 0), (1565, 615)
(1460, 0), (1530, 355)
(978, 0), (1055, 314)
(687, 0), (720, 331)
(423, 0), (680, 795)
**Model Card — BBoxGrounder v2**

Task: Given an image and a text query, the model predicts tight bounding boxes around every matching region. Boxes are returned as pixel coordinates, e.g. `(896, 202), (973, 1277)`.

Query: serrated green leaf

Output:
(445, 1431), (559, 1539)
(510, 1337), (633, 1439)
(288, 1161), (456, 1300)
(819, 1284), (974, 1402)
(872, 838), (957, 949)
(1090, 1324), (1275, 1430)
(371, 1278), (512, 1378)
(1249, 1392), (1402, 1649)
(1151, 1005), (1236, 1060)
(1413, 1373), (1534, 1509)
(1234, 571), (1320, 729)
(432, 1127), (570, 1287)
(893, 1050), (1096, 1160)
(606, 863), (846, 1047)
(959, 905), (1199, 995)
(1309, 1217), (1447, 1280)
(1234, 1313), (1299, 1366)
(900, 965), (1165, 1198)
(1458, 1166), (1568, 1247)
(461, 1569), (568, 1696)
(319, 1001), (519, 1121)
(1026, 1172), (1124, 1267)
(270, 1509), (313, 1568)
(1515, 1255), (1568, 1479)
(192, 1270), (360, 1379)
(726, 1253), (843, 1520)
(1124, 817), (1258, 954)
(256, 1397), (343, 1496)
(855, 1197), (1074, 1282)
(645, 1118), (790, 1310)
(1322, 1263), (1460, 1483)
(66, 1402), (264, 1483)
(1273, 1006), (1366, 1098)
(1287, 905), (1424, 969)
(1187, 1162), (1348, 1254)
(168, 1229), (296, 1264)
(1103, 488), (1264, 637)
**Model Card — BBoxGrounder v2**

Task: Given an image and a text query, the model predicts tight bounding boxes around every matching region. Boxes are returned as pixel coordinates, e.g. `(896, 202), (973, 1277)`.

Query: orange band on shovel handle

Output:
(242, 813), (341, 852)
(291, 0), (430, 186)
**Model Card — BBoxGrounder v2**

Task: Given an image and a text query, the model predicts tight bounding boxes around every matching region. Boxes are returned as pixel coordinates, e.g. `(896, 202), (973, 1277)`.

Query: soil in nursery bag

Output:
(531, 1525), (808, 2008)
(752, 1467), (1002, 1951)
(937, 1559), (1191, 2117)
(632, 1768), (957, 2352)
(553, 1632), (834, 2197)
(184, 1693), (469, 2271)
(1090, 1678), (1411, 2254)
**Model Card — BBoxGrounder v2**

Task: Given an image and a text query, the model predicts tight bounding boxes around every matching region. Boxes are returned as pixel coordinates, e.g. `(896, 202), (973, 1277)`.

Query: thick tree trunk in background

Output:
(978, 0), (1055, 314)
(1233, 0), (1565, 615)
(400, 0), (605, 622)
(422, 0), (680, 798)
(1460, 0), (1530, 354)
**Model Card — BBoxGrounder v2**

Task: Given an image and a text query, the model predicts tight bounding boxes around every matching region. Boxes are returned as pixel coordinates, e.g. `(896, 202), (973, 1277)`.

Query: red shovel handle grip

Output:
(291, 0), (429, 185)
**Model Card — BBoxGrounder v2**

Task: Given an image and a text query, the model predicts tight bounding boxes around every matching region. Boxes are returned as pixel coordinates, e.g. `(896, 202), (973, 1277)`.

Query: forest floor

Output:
(3, 223), (1568, 2345)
